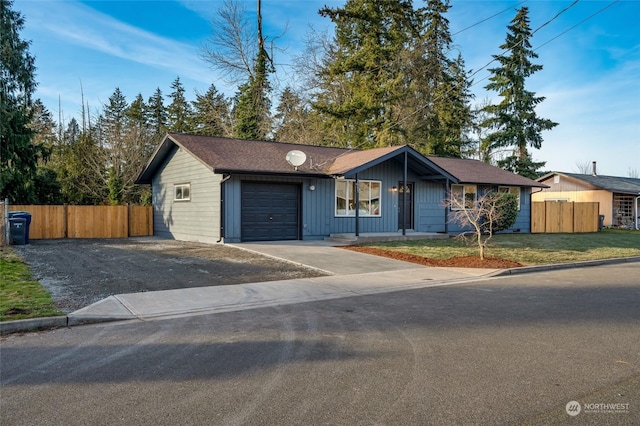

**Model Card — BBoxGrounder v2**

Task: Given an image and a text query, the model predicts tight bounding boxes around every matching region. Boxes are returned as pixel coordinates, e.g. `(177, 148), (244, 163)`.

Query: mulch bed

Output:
(342, 246), (522, 269)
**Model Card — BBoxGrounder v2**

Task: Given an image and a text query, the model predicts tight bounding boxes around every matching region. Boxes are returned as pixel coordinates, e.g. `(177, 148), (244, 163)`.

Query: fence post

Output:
(127, 204), (131, 238)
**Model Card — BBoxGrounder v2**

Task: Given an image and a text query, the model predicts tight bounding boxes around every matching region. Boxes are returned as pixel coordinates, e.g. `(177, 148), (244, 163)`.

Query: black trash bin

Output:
(599, 214), (605, 231)
(9, 218), (27, 245)
(9, 211), (31, 243)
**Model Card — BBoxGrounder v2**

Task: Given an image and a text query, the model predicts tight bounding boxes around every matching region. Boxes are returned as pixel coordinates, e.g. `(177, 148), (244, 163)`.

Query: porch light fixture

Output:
(309, 185), (316, 191)
(391, 186), (398, 192)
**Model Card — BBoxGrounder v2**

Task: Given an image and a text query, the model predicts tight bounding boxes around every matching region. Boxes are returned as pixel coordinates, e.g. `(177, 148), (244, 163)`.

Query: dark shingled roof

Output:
(426, 156), (548, 188)
(136, 133), (545, 188)
(539, 172), (640, 195)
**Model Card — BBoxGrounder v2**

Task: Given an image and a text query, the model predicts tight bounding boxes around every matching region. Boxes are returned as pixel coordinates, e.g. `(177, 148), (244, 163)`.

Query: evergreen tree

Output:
(147, 87), (167, 136)
(480, 6), (557, 178)
(127, 93), (147, 129)
(101, 88), (128, 181)
(274, 87), (312, 144)
(0, 0), (45, 203)
(404, 0), (474, 157)
(53, 122), (108, 205)
(167, 77), (193, 133)
(29, 100), (63, 203)
(192, 84), (232, 137)
(314, 0), (416, 148)
(29, 99), (57, 148)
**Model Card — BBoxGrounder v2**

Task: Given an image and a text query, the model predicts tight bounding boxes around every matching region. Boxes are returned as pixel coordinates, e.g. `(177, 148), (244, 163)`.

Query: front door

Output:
(398, 182), (414, 230)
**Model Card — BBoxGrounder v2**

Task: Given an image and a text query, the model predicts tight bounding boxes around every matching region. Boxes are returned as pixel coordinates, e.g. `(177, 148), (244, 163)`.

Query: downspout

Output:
(216, 174), (231, 243)
(402, 151), (407, 236)
(636, 195), (639, 230)
(355, 173), (360, 237)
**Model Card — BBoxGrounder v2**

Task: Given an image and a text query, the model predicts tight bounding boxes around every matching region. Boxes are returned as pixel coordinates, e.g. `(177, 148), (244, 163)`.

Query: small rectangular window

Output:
(174, 183), (190, 201)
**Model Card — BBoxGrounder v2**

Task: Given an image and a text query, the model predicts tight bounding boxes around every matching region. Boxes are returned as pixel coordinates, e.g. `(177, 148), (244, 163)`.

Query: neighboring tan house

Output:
(534, 166), (640, 229)
(136, 133), (547, 243)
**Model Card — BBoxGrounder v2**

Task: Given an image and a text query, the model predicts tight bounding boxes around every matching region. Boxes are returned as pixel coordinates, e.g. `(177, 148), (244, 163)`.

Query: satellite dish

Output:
(286, 150), (307, 170)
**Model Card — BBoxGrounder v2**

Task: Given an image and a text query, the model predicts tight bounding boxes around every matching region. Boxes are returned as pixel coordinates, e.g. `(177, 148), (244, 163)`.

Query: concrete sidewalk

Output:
(65, 241), (497, 324)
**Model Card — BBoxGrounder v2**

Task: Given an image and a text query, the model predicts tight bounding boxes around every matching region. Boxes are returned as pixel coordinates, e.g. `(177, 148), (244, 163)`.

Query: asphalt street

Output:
(1, 263), (639, 425)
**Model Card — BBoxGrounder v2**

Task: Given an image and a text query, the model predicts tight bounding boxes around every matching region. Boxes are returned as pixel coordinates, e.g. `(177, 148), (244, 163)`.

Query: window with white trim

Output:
(335, 179), (381, 217)
(174, 183), (190, 201)
(451, 184), (477, 210)
(498, 186), (521, 210)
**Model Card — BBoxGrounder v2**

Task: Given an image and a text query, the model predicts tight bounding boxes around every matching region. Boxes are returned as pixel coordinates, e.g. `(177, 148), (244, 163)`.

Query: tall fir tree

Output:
(480, 6), (557, 178)
(29, 100), (63, 203)
(0, 0), (46, 203)
(314, 0), (416, 148)
(147, 87), (167, 137)
(167, 77), (193, 133)
(403, 0), (474, 157)
(127, 93), (148, 129)
(192, 84), (232, 137)
(274, 87), (313, 144)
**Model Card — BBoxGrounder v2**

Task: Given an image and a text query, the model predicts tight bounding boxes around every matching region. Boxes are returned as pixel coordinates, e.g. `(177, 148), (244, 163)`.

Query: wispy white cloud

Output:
(28, 1), (214, 85)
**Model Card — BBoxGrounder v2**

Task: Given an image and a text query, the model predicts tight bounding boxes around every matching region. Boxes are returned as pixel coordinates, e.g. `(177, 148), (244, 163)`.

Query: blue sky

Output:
(16, 0), (640, 176)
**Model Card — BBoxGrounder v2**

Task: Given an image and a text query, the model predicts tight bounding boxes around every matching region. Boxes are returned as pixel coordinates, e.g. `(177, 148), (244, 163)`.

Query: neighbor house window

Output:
(174, 183), (190, 201)
(498, 186), (521, 210)
(335, 179), (381, 216)
(451, 184), (477, 210)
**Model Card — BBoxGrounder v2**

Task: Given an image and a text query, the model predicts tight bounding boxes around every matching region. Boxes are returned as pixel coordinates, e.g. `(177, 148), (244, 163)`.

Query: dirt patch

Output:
(342, 246), (522, 269)
(12, 238), (326, 313)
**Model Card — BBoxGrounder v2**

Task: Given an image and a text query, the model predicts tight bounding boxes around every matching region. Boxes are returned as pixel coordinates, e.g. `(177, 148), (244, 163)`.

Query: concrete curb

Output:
(0, 315), (68, 335)
(2, 256), (639, 335)
(491, 256), (640, 277)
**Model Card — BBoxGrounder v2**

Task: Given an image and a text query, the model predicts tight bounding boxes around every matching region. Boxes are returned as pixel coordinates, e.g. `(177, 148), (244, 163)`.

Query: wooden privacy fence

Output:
(8, 205), (153, 239)
(531, 201), (599, 233)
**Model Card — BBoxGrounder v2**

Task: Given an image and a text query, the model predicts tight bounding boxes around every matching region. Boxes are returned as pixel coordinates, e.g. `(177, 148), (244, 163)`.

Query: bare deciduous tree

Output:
(200, 0), (258, 84)
(446, 191), (518, 259)
(574, 160), (592, 174)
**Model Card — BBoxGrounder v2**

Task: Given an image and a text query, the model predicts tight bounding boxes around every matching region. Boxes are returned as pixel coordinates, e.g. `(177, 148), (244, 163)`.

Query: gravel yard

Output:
(12, 238), (326, 313)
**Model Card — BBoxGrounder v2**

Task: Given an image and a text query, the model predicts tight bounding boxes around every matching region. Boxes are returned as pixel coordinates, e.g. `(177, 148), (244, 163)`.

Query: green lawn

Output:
(362, 228), (640, 266)
(0, 247), (63, 322)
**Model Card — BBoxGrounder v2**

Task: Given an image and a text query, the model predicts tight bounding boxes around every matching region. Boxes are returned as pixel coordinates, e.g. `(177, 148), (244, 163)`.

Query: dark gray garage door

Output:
(241, 182), (300, 242)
